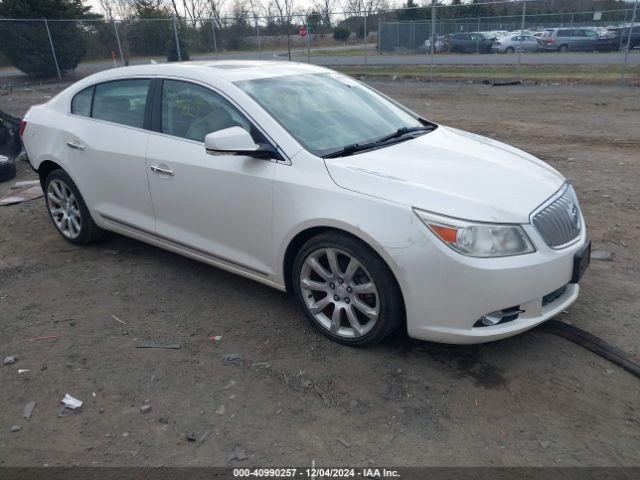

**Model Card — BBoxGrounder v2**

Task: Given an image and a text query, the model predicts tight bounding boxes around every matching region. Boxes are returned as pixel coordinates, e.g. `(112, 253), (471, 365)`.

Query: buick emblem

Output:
(567, 204), (580, 229)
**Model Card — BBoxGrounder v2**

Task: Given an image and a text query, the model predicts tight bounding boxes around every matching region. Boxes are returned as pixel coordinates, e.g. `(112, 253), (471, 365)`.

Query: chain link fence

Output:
(0, 0), (638, 87)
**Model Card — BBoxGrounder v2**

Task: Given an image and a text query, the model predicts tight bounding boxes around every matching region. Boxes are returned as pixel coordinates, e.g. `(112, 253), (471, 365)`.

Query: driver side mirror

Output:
(205, 126), (279, 160)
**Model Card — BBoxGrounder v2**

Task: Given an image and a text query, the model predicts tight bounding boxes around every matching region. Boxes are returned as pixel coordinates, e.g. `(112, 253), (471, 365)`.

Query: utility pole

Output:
(429, 0), (436, 81)
(621, 0), (638, 83)
(44, 19), (61, 80)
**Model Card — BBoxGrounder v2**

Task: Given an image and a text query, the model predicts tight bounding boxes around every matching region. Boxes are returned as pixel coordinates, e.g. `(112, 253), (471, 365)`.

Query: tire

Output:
(44, 169), (104, 245)
(505, 47), (515, 54)
(292, 231), (404, 346)
(558, 44), (568, 52)
(0, 155), (16, 182)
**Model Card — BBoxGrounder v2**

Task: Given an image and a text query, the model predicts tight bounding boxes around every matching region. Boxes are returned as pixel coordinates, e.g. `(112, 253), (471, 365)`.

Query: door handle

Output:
(66, 141), (84, 151)
(150, 165), (174, 176)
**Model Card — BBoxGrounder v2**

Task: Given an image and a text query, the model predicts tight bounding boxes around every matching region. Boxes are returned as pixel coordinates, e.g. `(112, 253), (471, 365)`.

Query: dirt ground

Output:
(0, 80), (639, 467)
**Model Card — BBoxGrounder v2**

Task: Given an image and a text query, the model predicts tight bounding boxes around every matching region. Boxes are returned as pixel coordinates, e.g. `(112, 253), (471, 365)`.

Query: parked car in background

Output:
(422, 36), (446, 53)
(596, 26), (640, 51)
(445, 33), (494, 53)
(492, 35), (540, 53)
(538, 28), (598, 51)
(20, 61), (590, 346)
(483, 30), (510, 40)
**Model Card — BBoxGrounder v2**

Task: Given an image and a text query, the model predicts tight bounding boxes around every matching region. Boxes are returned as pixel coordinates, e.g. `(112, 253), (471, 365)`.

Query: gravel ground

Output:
(0, 80), (639, 467)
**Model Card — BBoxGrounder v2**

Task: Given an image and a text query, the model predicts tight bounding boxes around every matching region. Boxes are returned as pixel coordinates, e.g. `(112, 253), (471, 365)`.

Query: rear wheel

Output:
(0, 156), (16, 182)
(292, 232), (404, 346)
(558, 44), (568, 52)
(505, 46), (515, 54)
(44, 169), (104, 245)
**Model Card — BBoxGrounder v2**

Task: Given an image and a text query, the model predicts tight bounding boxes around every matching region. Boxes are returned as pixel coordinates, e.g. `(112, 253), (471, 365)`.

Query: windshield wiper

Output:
(323, 143), (372, 159)
(323, 124), (436, 159)
(374, 125), (435, 144)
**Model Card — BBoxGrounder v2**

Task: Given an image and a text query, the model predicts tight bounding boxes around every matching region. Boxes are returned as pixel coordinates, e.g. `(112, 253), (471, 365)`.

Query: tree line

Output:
(0, 0), (633, 77)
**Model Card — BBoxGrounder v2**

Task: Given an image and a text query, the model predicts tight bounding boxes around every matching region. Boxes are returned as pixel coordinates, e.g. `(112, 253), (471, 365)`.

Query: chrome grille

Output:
(532, 185), (582, 249)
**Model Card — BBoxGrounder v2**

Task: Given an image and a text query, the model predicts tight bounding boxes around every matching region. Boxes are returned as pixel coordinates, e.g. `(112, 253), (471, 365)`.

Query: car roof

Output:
(78, 60), (332, 87)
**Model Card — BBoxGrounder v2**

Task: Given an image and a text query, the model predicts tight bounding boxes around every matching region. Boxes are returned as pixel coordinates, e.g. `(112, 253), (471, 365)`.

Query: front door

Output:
(145, 79), (276, 276)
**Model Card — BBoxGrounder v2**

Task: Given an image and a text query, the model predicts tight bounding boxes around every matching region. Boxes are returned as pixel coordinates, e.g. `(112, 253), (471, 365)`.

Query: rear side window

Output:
(557, 30), (571, 37)
(71, 86), (93, 116)
(92, 79), (150, 129)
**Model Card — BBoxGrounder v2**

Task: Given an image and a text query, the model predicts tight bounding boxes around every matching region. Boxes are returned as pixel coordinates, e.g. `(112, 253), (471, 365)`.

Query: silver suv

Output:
(538, 28), (599, 52)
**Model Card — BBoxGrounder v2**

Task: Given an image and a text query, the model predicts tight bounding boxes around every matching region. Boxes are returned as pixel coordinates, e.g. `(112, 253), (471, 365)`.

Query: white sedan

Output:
(21, 61), (590, 345)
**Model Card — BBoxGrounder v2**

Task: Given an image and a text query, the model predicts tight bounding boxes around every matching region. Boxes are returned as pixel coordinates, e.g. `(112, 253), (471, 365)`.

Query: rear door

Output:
(556, 29), (572, 49)
(582, 29), (598, 50)
(65, 78), (155, 232)
(145, 78), (276, 276)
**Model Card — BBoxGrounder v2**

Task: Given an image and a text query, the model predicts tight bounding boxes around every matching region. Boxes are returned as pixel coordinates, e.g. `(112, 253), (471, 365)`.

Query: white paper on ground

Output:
(61, 393), (83, 409)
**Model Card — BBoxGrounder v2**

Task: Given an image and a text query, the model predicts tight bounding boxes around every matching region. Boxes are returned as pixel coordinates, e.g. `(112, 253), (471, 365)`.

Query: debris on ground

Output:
(0, 180), (43, 206)
(136, 342), (181, 349)
(27, 335), (59, 341)
(251, 362), (271, 369)
(540, 440), (551, 449)
(223, 380), (236, 390)
(3, 355), (16, 365)
(111, 314), (127, 325)
(210, 335), (222, 342)
(18, 369), (29, 374)
(61, 394), (83, 410)
(186, 432), (196, 442)
(140, 404), (152, 414)
(591, 250), (613, 261)
(223, 353), (243, 363)
(198, 430), (210, 445)
(23, 401), (36, 421)
(10, 425), (21, 433)
(336, 438), (351, 448)
(228, 446), (249, 462)
(216, 405), (226, 415)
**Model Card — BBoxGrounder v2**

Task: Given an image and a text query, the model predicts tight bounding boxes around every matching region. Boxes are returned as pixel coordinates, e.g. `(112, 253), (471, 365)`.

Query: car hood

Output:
(324, 125), (565, 223)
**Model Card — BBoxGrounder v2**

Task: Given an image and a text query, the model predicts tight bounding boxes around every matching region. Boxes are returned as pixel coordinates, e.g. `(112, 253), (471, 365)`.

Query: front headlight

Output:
(414, 209), (535, 258)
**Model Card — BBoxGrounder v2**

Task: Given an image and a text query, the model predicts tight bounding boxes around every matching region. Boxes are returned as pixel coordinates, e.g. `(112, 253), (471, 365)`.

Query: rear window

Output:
(92, 79), (150, 129)
(71, 86), (93, 117)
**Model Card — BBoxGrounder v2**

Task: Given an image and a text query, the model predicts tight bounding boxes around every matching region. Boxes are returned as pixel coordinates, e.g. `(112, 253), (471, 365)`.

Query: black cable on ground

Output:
(539, 320), (640, 379)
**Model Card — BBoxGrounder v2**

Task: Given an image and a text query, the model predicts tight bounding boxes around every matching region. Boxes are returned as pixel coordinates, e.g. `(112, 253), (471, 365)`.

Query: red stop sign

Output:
(299, 25), (307, 37)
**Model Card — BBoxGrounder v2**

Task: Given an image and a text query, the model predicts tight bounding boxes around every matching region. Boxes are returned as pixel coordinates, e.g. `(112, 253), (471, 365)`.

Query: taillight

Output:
(18, 119), (26, 137)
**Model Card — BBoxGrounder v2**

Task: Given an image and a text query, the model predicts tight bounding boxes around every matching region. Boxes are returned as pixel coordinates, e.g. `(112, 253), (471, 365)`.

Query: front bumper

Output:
(392, 215), (588, 344)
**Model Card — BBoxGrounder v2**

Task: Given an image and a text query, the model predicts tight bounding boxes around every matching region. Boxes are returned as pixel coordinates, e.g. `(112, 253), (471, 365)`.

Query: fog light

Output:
(480, 313), (503, 326)
(474, 307), (524, 328)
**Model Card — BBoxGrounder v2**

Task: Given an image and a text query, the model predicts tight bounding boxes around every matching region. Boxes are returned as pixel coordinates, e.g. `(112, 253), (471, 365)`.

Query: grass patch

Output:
(335, 64), (640, 84)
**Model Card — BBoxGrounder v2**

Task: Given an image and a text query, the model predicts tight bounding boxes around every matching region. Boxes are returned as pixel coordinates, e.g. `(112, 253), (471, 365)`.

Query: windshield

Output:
(236, 73), (424, 157)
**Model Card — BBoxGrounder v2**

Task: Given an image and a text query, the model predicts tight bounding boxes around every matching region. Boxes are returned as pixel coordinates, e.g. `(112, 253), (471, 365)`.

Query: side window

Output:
(161, 79), (251, 143)
(92, 79), (150, 128)
(557, 30), (571, 37)
(71, 86), (93, 117)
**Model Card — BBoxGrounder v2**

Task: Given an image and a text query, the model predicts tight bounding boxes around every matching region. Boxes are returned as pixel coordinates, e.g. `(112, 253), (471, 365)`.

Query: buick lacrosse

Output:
(21, 61), (590, 345)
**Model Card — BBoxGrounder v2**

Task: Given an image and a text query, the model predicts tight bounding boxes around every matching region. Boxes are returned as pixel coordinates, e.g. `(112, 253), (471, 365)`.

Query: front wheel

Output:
(44, 169), (104, 245)
(292, 232), (404, 346)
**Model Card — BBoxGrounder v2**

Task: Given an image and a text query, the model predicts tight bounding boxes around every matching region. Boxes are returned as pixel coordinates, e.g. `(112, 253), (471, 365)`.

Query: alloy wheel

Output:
(47, 179), (82, 239)
(299, 248), (380, 339)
